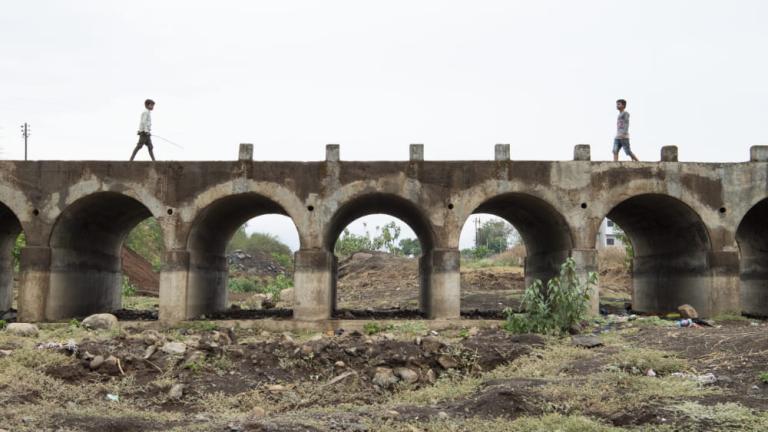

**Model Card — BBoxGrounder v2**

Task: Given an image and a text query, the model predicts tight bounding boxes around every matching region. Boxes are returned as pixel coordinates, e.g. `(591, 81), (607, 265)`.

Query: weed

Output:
(670, 401), (768, 431)
(68, 318), (81, 328)
(121, 275), (137, 297)
(504, 258), (596, 335)
(0, 320), (6, 330)
(363, 322), (385, 335)
(759, 372), (768, 384)
(183, 321), (218, 332)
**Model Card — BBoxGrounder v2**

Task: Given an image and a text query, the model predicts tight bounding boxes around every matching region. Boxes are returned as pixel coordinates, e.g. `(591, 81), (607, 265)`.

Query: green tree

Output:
(372, 221), (402, 254)
(476, 219), (516, 254)
(12, 232), (25, 272)
(398, 238), (422, 257)
(334, 228), (374, 257)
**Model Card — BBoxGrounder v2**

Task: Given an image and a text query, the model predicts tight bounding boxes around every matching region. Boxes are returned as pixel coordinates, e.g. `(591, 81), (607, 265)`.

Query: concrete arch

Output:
(736, 197), (768, 316)
(459, 192), (575, 287)
(600, 193), (716, 315)
(47, 191), (157, 320)
(177, 180), (308, 250)
(323, 192), (436, 253)
(0, 201), (23, 313)
(183, 192), (302, 318)
(323, 192), (439, 316)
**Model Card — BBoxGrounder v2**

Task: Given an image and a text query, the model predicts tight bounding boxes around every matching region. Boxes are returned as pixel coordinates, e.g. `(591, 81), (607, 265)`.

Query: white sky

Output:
(3, 1), (767, 250)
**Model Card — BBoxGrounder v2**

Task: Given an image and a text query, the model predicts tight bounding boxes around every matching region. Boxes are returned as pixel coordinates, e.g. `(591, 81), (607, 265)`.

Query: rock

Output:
(89, 355), (105, 370)
(6, 323), (39, 337)
(372, 367), (399, 388)
(168, 383), (185, 399)
(678, 304), (698, 319)
(437, 356), (459, 370)
(250, 406), (266, 418)
(103, 356), (121, 375)
(646, 369), (657, 377)
(183, 351), (206, 369)
(572, 334), (603, 348)
(0, 349), (12, 357)
(394, 367), (419, 384)
(425, 369), (437, 384)
(279, 288), (294, 303)
(81, 313), (118, 331)
(266, 384), (286, 392)
(437, 411), (449, 419)
(334, 361), (346, 368)
(695, 373), (717, 385)
(421, 336), (443, 353)
(161, 342), (187, 355)
(384, 410), (400, 418)
(143, 345), (157, 360)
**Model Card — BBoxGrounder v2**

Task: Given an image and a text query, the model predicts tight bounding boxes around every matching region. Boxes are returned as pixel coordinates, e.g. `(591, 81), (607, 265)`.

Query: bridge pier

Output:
(421, 249), (461, 319)
(159, 250), (192, 321)
(17, 246), (51, 322)
(570, 249), (599, 316)
(293, 249), (334, 321)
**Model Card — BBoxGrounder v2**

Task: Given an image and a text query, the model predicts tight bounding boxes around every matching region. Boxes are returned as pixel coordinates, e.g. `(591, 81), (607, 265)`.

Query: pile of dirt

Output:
(228, 249), (289, 278)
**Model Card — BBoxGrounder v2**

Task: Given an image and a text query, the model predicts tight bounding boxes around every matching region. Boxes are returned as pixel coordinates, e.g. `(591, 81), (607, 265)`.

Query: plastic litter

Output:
(106, 394), (119, 402)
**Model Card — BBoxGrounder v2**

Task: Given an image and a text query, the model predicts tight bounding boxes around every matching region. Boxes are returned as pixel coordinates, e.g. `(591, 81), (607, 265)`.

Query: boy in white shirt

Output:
(130, 99), (156, 161)
(612, 99), (639, 161)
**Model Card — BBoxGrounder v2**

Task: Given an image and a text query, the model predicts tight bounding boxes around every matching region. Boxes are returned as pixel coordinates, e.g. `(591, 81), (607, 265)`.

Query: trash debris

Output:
(671, 372), (717, 385)
(675, 319), (700, 328)
(646, 369), (657, 377)
(106, 393), (119, 402)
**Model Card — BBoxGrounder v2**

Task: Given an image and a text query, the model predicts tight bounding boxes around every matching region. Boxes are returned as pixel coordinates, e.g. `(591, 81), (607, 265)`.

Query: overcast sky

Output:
(3, 1), (767, 250)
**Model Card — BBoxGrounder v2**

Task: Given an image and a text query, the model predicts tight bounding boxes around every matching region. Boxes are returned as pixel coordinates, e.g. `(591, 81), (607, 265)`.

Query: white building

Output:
(596, 218), (625, 248)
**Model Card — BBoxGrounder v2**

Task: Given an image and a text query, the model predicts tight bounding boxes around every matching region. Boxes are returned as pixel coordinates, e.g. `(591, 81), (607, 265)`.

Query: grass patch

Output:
(669, 401), (768, 432)
(369, 414), (622, 432)
(122, 295), (159, 310)
(711, 312), (748, 322)
(603, 347), (687, 375)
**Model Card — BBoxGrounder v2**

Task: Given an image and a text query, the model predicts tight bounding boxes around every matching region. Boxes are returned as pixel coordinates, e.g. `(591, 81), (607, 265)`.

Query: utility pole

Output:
(20, 123), (30, 161)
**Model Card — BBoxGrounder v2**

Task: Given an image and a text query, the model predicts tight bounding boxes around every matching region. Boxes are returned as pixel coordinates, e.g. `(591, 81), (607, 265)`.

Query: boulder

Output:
(372, 367), (399, 388)
(572, 334), (603, 348)
(168, 383), (185, 399)
(678, 304), (698, 319)
(394, 367), (419, 384)
(82, 313), (119, 331)
(6, 323), (39, 337)
(161, 342), (187, 355)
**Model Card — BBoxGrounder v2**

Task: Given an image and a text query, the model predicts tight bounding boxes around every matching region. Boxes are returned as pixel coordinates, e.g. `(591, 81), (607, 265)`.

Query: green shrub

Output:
(363, 322), (385, 335)
(121, 275), (137, 297)
(228, 277), (257, 293)
(759, 372), (768, 384)
(0, 319), (6, 330)
(260, 273), (292, 301)
(504, 257), (596, 335)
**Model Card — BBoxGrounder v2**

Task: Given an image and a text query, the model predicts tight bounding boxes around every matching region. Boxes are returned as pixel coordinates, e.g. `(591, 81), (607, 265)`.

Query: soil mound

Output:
(228, 249), (289, 278)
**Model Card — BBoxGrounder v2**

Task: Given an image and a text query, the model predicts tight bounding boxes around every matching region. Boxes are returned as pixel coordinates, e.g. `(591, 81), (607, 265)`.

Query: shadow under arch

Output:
(605, 194), (712, 314)
(324, 193), (436, 316)
(185, 192), (300, 318)
(736, 197), (768, 316)
(466, 192), (574, 289)
(48, 192), (155, 320)
(0, 201), (23, 313)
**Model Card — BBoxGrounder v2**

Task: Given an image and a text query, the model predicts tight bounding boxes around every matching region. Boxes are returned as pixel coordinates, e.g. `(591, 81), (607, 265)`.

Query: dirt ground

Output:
(3, 316), (768, 431)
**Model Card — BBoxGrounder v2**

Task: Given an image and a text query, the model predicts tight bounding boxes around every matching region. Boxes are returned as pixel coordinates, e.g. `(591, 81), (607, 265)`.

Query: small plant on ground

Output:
(504, 257), (597, 335)
(0, 319), (6, 329)
(68, 318), (81, 328)
(759, 372), (768, 384)
(121, 275), (137, 297)
(363, 322), (386, 335)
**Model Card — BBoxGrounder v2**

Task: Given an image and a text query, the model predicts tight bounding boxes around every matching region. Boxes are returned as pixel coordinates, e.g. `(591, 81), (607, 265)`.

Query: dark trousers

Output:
(130, 132), (155, 161)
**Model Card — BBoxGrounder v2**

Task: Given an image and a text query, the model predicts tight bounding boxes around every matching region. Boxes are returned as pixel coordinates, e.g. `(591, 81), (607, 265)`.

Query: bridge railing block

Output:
(238, 143), (253, 161)
(495, 144), (510, 161)
(661, 145), (678, 162)
(326, 144), (340, 162)
(750, 145), (768, 162)
(410, 144), (424, 161)
(573, 144), (591, 161)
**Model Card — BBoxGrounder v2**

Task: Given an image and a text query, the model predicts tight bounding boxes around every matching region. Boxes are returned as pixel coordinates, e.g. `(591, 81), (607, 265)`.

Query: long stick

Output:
(151, 134), (185, 149)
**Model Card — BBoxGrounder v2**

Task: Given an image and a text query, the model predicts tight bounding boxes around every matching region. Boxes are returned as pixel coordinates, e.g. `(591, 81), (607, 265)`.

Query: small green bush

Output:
(504, 257), (596, 335)
(121, 275), (137, 297)
(759, 372), (768, 384)
(228, 277), (258, 293)
(0, 319), (6, 330)
(363, 322), (385, 335)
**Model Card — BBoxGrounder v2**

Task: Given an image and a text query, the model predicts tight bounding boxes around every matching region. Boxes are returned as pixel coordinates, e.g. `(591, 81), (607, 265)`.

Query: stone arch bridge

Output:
(2, 143), (768, 322)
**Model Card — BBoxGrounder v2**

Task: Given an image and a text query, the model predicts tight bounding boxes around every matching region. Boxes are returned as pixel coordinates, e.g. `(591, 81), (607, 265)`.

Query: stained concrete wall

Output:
(0, 146), (765, 322)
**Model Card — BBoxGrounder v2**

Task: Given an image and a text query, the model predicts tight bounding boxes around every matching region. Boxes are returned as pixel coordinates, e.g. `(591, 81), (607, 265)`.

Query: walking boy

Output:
(613, 99), (639, 161)
(130, 99), (156, 161)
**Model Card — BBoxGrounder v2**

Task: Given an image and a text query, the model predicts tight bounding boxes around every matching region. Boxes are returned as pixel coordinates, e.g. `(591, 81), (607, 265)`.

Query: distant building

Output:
(596, 218), (625, 248)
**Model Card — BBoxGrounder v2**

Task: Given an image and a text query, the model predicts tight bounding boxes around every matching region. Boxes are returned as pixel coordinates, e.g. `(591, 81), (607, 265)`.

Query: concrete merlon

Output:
(238, 143), (253, 161)
(494, 144), (510, 161)
(573, 144), (591, 161)
(661, 146), (678, 162)
(410, 144), (424, 161)
(750, 145), (768, 162)
(326, 144), (340, 162)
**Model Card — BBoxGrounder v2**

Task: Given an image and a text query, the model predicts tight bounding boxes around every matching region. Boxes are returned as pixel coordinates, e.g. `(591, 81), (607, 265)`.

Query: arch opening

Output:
(605, 194), (711, 314)
(325, 194), (433, 318)
(48, 192), (158, 320)
(459, 193), (574, 315)
(594, 218), (633, 313)
(736, 198), (768, 316)
(0, 202), (23, 316)
(186, 193), (299, 319)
